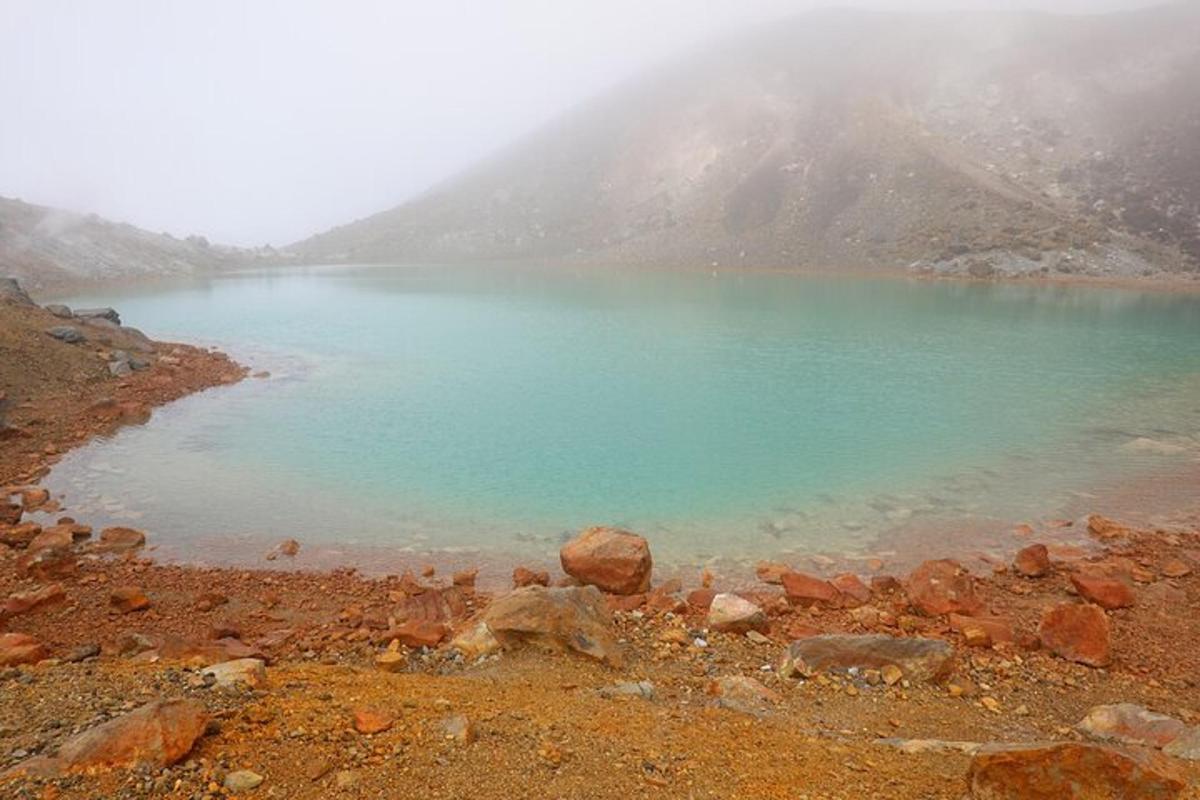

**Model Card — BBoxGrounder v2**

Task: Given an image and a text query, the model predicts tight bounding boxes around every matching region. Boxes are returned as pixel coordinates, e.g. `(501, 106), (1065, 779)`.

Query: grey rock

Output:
(46, 326), (85, 344)
(74, 307), (121, 324)
(223, 770), (264, 792)
(1077, 703), (1188, 749)
(64, 644), (101, 664)
(1163, 728), (1200, 761)
(779, 634), (954, 684)
(108, 360), (133, 377)
(43, 304), (72, 318)
(598, 681), (655, 700)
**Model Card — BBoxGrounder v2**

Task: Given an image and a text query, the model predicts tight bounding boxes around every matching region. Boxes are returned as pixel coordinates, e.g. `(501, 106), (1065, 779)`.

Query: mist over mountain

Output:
(0, 197), (262, 290)
(294, 2), (1200, 279)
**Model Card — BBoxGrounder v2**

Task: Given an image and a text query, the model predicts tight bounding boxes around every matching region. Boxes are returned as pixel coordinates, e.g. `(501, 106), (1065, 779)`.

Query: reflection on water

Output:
(37, 266), (1200, 571)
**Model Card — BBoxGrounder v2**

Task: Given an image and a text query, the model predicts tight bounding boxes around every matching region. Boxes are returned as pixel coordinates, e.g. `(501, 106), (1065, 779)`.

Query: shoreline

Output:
(30, 256), (1200, 303)
(3, 285), (1200, 797)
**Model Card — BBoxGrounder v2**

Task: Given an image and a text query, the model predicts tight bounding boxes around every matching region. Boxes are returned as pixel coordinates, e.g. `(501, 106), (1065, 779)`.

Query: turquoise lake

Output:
(42, 266), (1200, 573)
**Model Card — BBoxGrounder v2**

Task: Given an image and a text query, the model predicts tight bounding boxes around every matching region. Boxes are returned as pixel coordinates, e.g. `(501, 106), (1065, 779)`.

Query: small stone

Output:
(109, 586), (151, 614)
(353, 708), (394, 735)
(223, 770), (264, 792)
(440, 714), (475, 744)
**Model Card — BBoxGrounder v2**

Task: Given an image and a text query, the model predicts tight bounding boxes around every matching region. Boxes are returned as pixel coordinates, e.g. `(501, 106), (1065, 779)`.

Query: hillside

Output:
(0, 196), (263, 291)
(293, 2), (1200, 279)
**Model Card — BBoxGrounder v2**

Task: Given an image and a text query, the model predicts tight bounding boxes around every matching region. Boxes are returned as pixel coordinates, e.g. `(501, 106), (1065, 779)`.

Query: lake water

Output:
(41, 266), (1200, 575)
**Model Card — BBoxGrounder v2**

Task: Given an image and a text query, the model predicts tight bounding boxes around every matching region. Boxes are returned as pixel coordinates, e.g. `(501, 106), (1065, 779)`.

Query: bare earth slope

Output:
(294, 3), (1200, 279)
(0, 196), (255, 291)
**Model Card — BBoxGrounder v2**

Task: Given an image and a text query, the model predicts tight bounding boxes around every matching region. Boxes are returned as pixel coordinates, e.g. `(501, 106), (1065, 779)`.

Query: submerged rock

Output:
(560, 527), (652, 595)
(966, 742), (1185, 799)
(779, 634), (954, 683)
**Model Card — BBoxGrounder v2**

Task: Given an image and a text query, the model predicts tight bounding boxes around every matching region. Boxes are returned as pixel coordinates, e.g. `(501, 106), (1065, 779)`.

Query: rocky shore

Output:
(2, 281), (1199, 798)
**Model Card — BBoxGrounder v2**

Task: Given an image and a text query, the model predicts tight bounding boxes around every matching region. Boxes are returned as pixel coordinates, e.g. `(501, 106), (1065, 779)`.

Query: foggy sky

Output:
(0, 0), (1170, 246)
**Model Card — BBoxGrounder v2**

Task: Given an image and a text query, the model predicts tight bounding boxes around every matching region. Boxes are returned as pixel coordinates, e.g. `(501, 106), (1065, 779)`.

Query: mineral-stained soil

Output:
(2, 295), (1199, 799)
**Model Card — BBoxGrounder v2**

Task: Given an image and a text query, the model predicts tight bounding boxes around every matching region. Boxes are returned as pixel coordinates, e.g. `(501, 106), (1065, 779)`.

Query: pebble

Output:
(223, 770), (264, 792)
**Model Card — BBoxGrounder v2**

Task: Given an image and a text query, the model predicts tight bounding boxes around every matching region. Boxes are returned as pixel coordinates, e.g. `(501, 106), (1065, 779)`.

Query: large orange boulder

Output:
(905, 559), (983, 616)
(1070, 572), (1135, 610)
(477, 585), (623, 666)
(6, 699), (208, 777)
(967, 742), (1185, 799)
(559, 527), (652, 595)
(780, 572), (841, 607)
(1039, 603), (1111, 667)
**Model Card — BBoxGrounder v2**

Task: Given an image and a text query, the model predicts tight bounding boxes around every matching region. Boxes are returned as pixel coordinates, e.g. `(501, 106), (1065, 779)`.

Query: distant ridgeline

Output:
(292, 2), (1200, 279)
(0, 197), (276, 291)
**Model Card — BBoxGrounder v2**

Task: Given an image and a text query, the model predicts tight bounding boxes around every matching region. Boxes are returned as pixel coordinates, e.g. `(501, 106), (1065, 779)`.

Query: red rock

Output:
(645, 579), (686, 615)
(388, 620), (448, 648)
(141, 634), (265, 666)
(1160, 559), (1192, 579)
(949, 613), (1014, 647)
(780, 572), (841, 607)
(1039, 603), (1111, 667)
(394, 586), (469, 624)
(0, 503), (21, 525)
(27, 525), (73, 554)
(605, 593), (646, 613)
(2, 583), (65, 618)
(0, 632), (49, 666)
(686, 588), (717, 610)
(352, 708), (394, 735)
(830, 574), (871, 607)
(97, 526), (146, 553)
(452, 569), (478, 587)
(967, 741), (1185, 800)
(870, 574), (903, 595)
(15, 545), (76, 581)
(1086, 514), (1129, 540)
(0, 521), (41, 548)
(559, 527), (652, 595)
(754, 561), (791, 585)
(1013, 544), (1051, 578)
(195, 591), (229, 612)
(905, 559), (983, 616)
(1070, 572), (1135, 610)
(110, 586), (151, 614)
(785, 621), (822, 639)
(513, 566), (550, 587)
(20, 487), (50, 510)
(7, 699), (208, 777)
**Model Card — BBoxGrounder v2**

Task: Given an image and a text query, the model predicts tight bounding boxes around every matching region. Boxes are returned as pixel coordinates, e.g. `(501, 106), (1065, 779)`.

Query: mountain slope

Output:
(0, 196), (250, 291)
(294, 2), (1200, 278)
